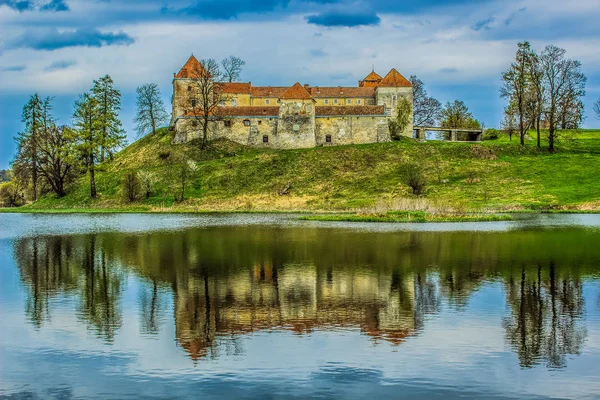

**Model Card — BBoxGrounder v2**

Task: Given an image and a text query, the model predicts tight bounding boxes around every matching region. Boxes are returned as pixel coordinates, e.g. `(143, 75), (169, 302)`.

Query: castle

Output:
(171, 55), (413, 148)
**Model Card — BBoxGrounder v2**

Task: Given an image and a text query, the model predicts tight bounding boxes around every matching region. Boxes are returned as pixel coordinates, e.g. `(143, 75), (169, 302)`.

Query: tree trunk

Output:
(150, 105), (156, 136)
(536, 117), (541, 149)
(202, 116), (209, 150)
(89, 164), (97, 198)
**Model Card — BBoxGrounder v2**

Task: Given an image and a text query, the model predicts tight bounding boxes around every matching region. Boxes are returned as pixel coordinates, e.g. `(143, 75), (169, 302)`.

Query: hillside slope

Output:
(26, 128), (600, 212)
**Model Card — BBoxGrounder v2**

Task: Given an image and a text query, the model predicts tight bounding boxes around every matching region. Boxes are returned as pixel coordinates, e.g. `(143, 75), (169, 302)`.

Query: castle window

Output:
(224, 120), (231, 127)
(258, 120), (262, 125)
(326, 135), (332, 143)
(263, 135), (269, 143)
(192, 120), (198, 127)
(219, 100), (226, 106)
(357, 99), (362, 105)
(346, 99), (352, 104)
(243, 119), (251, 126)
(191, 99), (196, 107)
(265, 99), (270, 105)
(324, 99), (329, 104)
(187, 86), (192, 92)
(392, 95), (397, 101)
(232, 99), (238, 106)
(333, 99), (338, 104)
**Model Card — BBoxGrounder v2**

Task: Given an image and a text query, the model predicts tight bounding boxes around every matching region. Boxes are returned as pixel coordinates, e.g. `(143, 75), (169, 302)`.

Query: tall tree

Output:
(594, 97), (600, 120)
(539, 45), (586, 152)
(527, 49), (545, 148)
(134, 83), (169, 138)
(14, 94), (44, 201)
(221, 56), (245, 82)
(91, 75), (126, 162)
(501, 41), (535, 146)
(410, 75), (441, 126)
(189, 58), (227, 149)
(501, 104), (518, 141)
(439, 100), (480, 129)
(73, 93), (101, 198)
(36, 125), (77, 198)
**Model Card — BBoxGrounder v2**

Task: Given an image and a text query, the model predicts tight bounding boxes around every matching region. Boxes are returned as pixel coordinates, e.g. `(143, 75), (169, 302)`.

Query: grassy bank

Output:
(5, 127), (600, 213)
(300, 211), (512, 223)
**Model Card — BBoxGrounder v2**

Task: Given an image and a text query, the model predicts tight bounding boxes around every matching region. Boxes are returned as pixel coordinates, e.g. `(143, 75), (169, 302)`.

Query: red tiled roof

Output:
(251, 86), (289, 97)
(315, 105), (385, 116)
(222, 82), (252, 94)
(182, 106), (280, 117)
(216, 106), (280, 117)
(378, 68), (412, 87)
(363, 71), (382, 81)
(280, 82), (312, 100)
(309, 86), (375, 98)
(174, 55), (206, 79)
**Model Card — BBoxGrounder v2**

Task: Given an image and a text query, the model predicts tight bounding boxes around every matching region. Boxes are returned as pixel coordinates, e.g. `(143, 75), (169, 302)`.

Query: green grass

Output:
(6, 127), (600, 214)
(300, 211), (513, 223)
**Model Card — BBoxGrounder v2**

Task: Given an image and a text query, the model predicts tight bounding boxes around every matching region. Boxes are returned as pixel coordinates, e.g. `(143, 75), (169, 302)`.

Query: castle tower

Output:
(359, 70), (383, 87)
(376, 68), (413, 137)
(171, 55), (206, 126)
(277, 83), (317, 148)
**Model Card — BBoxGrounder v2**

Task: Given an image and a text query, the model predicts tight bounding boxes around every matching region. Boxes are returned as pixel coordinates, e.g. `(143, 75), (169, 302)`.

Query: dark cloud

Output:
(40, 0), (69, 12)
(0, 0), (32, 11)
(44, 59), (76, 71)
(471, 17), (494, 31)
(1, 65), (27, 71)
(8, 28), (135, 51)
(305, 11), (380, 27)
(0, 0), (68, 12)
(181, 0), (290, 19)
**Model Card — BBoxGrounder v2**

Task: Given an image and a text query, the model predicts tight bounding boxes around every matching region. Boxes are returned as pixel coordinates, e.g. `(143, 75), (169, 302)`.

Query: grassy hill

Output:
(19, 128), (600, 213)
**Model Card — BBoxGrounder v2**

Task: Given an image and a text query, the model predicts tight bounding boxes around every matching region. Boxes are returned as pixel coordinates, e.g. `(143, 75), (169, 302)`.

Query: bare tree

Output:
(410, 75), (441, 126)
(501, 41), (535, 146)
(540, 45), (586, 152)
(439, 100), (480, 129)
(527, 50), (545, 148)
(502, 105), (518, 141)
(189, 58), (227, 150)
(134, 83), (169, 138)
(221, 56), (245, 82)
(594, 97), (600, 120)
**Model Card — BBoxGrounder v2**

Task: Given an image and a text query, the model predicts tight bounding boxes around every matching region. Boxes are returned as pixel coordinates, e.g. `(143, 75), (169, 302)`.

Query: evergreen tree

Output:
(14, 94), (44, 201)
(73, 93), (101, 198)
(91, 75), (126, 162)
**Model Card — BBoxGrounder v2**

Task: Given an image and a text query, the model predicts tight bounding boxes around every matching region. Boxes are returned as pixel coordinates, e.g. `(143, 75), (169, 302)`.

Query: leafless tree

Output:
(540, 45), (586, 152)
(189, 58), (227, 150)
(501, 41), (535, 146)
(527, 50), (545, 148)
(221, 56), (245, 82)
(594, 97), (600, 120)
(134, 83), (169, 138)
(410, 75), (441, 126)
(501, 105), (518, 141)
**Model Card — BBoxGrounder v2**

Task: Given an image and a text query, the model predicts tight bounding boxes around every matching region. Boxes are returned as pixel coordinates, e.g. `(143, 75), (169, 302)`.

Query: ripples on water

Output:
(1, 213), (600, 399)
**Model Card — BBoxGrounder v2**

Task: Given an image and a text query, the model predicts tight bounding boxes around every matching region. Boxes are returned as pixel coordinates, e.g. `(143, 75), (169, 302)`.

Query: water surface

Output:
(1, 213), (600, 399)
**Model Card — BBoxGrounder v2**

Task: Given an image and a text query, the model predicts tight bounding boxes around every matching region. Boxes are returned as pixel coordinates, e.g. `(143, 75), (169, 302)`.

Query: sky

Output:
(1, 0), (599, 169)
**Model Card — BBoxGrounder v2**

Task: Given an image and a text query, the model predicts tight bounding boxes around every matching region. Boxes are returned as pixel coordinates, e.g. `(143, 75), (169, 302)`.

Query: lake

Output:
(1, 213), (600, 399)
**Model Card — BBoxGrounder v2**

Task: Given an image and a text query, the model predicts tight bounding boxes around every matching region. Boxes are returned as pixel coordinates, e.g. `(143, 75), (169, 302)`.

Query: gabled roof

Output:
(175, 55), (206, 79)
(378, 68), (412, 87)
(222, 82), (252, 94)
(280, 82), (312, 100)
(309, 87), (375, 98)
(363, 71), (382, 81)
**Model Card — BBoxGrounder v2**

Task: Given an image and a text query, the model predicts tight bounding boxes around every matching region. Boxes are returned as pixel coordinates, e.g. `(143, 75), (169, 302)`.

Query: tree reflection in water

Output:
(14, 225), (596, 367)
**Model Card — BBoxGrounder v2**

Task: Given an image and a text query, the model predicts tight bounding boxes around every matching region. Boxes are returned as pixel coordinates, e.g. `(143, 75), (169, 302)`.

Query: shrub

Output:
(122, 172), (141, 202)
(0, 181), (25, 207)
(158, 151), (171, 161)
(402, 163), (427, 195)
(137, 171), (156, 199)
(483, 129), (500, 140)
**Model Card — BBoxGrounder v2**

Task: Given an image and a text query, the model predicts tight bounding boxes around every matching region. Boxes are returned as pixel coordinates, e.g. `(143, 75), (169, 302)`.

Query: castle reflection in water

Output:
(14, 225), (592, 368)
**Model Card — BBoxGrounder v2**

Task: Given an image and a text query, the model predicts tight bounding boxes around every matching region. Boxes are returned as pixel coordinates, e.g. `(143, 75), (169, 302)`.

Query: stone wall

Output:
(315, 116), (390, 145)
(376, 86), (413, 138)
(276, 100), (317, 149)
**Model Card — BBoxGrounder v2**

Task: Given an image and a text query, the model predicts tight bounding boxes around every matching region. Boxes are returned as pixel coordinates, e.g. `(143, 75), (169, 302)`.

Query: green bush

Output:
(122, 172), (141, 202)
(401, 163), (427, 195)
(483, 129), (500, 140)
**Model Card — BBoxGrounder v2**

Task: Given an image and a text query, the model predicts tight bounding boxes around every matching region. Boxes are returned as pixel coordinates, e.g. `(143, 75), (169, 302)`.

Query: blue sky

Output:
(1, 0), (599, 168)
